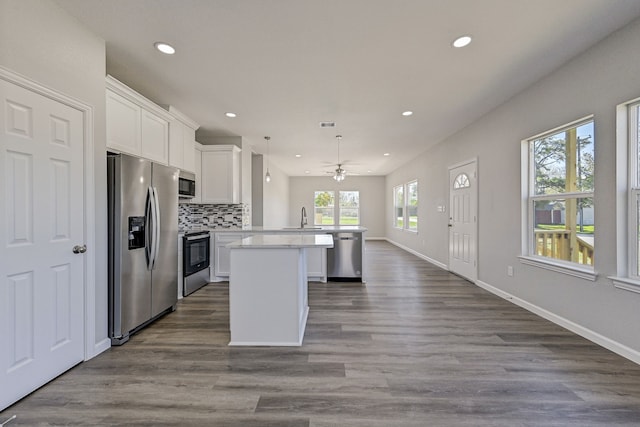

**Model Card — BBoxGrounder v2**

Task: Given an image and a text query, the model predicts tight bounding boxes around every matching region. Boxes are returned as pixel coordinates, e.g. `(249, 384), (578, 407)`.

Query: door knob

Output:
(72, 244), (87, 254)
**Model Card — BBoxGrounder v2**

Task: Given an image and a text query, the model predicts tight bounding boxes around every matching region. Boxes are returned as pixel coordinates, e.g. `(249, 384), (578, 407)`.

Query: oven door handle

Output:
(185, 234), (209, 241)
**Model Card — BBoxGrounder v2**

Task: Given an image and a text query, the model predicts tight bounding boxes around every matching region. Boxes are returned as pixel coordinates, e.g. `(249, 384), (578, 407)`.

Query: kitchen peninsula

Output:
(227, 234), (334, 346)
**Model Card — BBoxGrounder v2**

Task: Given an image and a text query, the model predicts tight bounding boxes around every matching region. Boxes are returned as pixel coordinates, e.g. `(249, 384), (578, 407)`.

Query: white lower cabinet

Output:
(214, 233), (247, 279)
(306, 247), (327, 282)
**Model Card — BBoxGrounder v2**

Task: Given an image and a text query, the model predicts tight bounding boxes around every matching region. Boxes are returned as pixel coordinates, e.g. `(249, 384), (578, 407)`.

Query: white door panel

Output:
(448, 161), (477, 281)
(1, 79), (85, 410)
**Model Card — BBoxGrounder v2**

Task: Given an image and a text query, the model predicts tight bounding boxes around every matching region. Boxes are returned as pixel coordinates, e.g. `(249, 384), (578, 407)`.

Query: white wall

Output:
(289, 176), (385, 238)
(263, 162), (290, 228)
(386, 17), (640, 357)
(251, 153), (264, 226)
(0, 0), (108, 357)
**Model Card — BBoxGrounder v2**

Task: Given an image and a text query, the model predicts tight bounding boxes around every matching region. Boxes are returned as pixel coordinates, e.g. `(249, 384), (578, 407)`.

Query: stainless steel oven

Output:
(183, 231), (210, 296)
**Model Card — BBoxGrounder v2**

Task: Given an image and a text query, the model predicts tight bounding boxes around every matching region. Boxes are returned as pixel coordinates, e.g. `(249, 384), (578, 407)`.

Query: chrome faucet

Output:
(301, 206), (308, 228)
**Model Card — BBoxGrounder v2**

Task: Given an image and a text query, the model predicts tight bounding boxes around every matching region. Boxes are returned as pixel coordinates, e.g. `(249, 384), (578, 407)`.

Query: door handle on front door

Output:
(72, 245), (87, 254)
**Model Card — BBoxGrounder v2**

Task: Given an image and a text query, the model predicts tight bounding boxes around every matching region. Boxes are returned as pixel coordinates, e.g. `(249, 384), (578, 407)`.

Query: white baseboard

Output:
(364, 236), (385, 241)
(384, 238), (448, 270)
(476, 280), (640, 365)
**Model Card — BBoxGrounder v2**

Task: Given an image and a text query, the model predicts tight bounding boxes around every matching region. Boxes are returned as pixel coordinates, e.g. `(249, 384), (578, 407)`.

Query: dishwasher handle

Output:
(334, 236), (359, 241)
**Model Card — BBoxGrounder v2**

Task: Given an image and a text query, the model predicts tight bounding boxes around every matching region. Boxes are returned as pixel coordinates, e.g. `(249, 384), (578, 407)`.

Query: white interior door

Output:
(448, 160), (478, 281)
(0, 79), (85, 410)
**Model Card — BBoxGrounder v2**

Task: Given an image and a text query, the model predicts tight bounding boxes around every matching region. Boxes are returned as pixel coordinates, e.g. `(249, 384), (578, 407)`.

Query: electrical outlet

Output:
(507, 266), (514, 277)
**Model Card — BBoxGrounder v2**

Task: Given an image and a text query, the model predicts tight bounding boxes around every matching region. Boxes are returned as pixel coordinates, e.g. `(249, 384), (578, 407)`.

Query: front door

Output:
(0, 79), (85, 410)
(448, 160), (478, 281)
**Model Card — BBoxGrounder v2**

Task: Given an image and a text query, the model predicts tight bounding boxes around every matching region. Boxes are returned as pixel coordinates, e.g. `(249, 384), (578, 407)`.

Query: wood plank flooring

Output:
(3, 241), (640, 426)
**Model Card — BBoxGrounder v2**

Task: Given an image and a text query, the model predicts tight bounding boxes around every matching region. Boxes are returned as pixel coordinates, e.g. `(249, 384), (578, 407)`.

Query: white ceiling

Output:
(56, 0), (640, 177)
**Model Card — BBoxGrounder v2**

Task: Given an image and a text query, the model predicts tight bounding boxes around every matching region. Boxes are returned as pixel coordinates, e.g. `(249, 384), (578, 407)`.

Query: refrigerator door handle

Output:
(150, 186), (161, 269)
(145, 186), (153, 269)
(148, 187), (160, 270)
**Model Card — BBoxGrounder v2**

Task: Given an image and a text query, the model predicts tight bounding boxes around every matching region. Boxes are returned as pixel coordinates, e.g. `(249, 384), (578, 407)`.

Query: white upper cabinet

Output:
(106, 75), (172, 164)
(192, 143), (203, 203)
(201, 145), (240, 204)
(167, 106), (199, 173)
(106, 89), (141, 155)
(141, 109), (169, 164)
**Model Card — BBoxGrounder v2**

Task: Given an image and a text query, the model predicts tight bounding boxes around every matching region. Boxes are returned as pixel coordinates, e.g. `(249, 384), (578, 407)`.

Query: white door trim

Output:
(0, 66), (104, 360)
(448, 157), (479, 281)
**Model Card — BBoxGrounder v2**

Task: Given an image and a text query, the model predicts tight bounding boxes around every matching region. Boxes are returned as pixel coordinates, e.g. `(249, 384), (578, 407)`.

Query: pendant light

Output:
(333, 135), (346, 182)
(264, 136), (271, 183)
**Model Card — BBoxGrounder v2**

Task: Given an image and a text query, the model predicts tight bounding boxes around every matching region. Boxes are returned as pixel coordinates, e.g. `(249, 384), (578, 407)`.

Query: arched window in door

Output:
(453, 173), (470, 189)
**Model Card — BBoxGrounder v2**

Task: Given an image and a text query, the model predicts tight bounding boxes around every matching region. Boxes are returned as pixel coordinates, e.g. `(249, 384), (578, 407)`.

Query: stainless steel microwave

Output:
(178, 171), (196, 198)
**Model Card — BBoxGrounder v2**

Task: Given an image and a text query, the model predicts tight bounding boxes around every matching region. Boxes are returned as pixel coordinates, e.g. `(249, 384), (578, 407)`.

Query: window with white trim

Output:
(393, 180), (418, 231)
(612, 99), (640, 293)
(338, 191), (360, 225)
(314, 190), (360, 225)
(522, 118), (595, 269)
(407, 180), (418, 231)
(314, 191), (335, 225)
(629, 102), (640, 280)
(393, 185), (404, 228)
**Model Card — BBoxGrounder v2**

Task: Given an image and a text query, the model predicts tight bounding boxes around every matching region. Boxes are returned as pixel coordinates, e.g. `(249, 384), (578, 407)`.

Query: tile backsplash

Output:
(179, 203), (250, 231)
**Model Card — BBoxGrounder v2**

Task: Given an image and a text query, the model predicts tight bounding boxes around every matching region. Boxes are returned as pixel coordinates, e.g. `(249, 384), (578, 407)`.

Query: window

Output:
(314, 191), (335, 225)
(522, 117), (594, 274)
(393, 185), (404, 228)
(612, 99), (640, 292)
(339, 191), (360, 225)
(314, 190), (360, 225)
(453, 173), (470, 189)
(629, 102), (640, 280)
(393, 180), (418, 231)
(407, 180), (418, 231)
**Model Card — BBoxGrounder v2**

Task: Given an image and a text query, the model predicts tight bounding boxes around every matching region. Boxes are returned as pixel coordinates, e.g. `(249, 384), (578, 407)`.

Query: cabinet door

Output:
(106, 90), (141, 155)
(193, 148), (202, 203)
(182, 126), (196, 173)
(306, 247), (326, 280)
(201, 151), (236, 203)
(214, 233), (245, 277)
(141, 109), (169, 164)
(168, 120), (184, 169)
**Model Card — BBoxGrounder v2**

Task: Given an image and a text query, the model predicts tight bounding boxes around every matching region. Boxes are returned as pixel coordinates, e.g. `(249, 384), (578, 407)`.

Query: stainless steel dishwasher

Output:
(327, 232), (362, 280)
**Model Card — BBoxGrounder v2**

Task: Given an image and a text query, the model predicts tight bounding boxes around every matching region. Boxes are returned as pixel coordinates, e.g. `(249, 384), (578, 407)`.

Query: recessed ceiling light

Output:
(402, 111), (413, 117)
(225, 112), (237, 118)
(295, 154), (302, 158)
(305, 170), (310, 174)
(384, 153), (390, 156)
(154, 42), (175, 55)
(452, 35), (472, 48)
(367, 170), (373, 173)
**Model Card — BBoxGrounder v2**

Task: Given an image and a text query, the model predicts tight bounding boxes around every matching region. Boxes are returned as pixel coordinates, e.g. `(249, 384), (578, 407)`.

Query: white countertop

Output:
(227, 234), (334, 249)
(181, 225), (367, 234)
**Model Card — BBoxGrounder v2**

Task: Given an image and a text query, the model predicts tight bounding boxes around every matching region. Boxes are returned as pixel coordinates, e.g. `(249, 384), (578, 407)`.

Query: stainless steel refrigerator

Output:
(107, 153), (179, 345)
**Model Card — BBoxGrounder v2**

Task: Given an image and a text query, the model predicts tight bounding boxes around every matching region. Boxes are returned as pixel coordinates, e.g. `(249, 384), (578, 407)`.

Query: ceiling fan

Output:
(325, 135), (349, 181)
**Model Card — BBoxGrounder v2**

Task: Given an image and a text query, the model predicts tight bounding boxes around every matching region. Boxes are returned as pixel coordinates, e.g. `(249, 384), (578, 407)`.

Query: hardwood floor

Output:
(4, 240), (640, 426)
